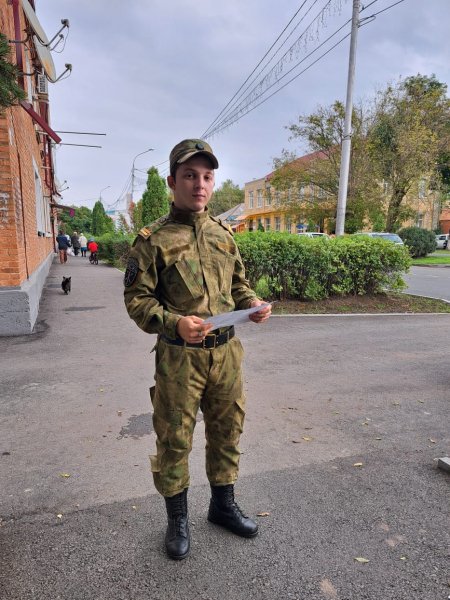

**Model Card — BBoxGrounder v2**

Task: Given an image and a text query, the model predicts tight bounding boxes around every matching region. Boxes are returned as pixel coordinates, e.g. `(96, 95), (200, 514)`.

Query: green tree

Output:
(0, 33), (25, 111)
(91, 200), (114, 235)
(272, 101), (380, 233)
(208, 179), (244, 216)
(57, 205), (93, 236)
(368, 74), (450, 231)
(141, 167), (169, 225)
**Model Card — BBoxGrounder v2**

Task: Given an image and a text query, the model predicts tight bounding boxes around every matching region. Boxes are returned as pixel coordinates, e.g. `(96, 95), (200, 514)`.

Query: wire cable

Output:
(204, 0), (405, 137)
(202, 0), (317, 137)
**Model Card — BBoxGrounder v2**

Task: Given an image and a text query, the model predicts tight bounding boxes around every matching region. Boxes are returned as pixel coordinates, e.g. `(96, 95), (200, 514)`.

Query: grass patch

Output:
(411, 254), (450, 265)
(273, 293), (450, 314)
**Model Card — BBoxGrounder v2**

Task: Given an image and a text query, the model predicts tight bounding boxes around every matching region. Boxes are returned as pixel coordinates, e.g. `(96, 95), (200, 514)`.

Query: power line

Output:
(204, 0), (403, 138)
(207, 17), (352, 137)
(202, 0), (313, 137)
(203, 0), (337, 138)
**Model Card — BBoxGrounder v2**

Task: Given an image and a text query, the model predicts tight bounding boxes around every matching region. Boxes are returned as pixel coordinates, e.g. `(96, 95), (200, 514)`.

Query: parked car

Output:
(355, 232), (404, 245)
(297, 232), (330, 239)
(435, 234), (448, 249)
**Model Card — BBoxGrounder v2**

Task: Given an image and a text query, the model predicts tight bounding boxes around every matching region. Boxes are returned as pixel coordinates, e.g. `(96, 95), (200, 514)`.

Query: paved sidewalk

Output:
(0, 255), (449, 600)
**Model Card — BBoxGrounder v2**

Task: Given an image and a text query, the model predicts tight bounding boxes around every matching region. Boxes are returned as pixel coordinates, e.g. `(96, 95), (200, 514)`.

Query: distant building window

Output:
(257, 189), (263, 208)
(265, 186), (272, 206)
(416, 212), (424, 228)
(285, 216), (291, 233)
(249, 190), (254, 208)
(265, 217), (271, 231)
(257, 218), (263, 230)
(275, 216), (281, 231)
(248, 219), (254, 231)
(274, 190), (281, 204)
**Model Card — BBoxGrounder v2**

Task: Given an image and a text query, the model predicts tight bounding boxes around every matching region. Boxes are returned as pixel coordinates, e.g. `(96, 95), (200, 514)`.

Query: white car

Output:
(435, 234), (448, 249)
(356, 232), (404, 245)
(297, 232), (330, 239)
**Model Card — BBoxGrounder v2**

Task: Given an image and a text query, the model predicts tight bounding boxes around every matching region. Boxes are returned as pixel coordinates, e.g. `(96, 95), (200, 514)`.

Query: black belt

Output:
(161, 326), (235, 349)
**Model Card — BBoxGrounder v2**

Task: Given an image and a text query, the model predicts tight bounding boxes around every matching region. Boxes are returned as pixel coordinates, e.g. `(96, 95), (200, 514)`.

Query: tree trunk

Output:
(385, 187), (406, 231)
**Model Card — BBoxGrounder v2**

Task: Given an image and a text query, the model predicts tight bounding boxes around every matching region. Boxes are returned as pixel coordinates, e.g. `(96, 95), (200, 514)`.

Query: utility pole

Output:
(335, 0), (361, 236)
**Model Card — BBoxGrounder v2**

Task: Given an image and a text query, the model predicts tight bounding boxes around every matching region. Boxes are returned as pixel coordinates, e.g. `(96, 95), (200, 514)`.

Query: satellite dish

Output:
(34, 36), (56, 82)
(20, 0), (49, 45)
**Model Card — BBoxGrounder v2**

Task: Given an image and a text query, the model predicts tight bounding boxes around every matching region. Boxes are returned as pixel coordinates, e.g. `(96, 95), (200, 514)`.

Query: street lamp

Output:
(131, 148), (154, 200)
(99, 185), (110, 203)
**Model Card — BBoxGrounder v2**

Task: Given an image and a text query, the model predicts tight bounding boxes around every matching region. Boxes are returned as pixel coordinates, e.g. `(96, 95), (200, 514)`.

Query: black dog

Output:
(61, 276), (71, 295)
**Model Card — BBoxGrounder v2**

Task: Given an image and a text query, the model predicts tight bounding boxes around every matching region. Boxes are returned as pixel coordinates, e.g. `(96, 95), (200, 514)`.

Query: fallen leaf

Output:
(353, 462), (363, 467)
(354, 557), (369, 563)
(418, 400), (424, 404)
(304, 426), (313, 430)
(59, 473), (71, 478)
(292, 440), (301, 444)
(132, 505), (137, 510)
(117, 411), (123, 416)
(375, 437), (382, 441)
(57, 514), (63, 519)
(399, 556), (407, 561)
(429, 438), (436, 443)
(257, 512), (270, 517)
(99, 388), (104, 392)
(302, 436), (313, 442)
(362, 422), (369, 426)
(392, 402), (401, 406)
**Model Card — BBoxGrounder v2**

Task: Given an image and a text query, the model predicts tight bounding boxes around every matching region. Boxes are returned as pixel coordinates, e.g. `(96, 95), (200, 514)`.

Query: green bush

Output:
(97, 232), (134, 268)
(235, 232), (411, 301)
(397, 227), (436, 258)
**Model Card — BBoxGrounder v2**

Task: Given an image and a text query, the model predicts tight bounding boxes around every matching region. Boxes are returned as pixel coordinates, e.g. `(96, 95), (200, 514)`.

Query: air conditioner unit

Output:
(36, 73), (48, 96)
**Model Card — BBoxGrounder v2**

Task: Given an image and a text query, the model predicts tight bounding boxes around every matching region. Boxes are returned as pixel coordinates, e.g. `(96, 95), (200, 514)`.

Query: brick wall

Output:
(0, 0), (55, 289)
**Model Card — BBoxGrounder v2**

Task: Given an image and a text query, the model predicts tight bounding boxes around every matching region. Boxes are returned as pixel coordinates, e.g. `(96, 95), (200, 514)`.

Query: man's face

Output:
(167, 155), (215, 213)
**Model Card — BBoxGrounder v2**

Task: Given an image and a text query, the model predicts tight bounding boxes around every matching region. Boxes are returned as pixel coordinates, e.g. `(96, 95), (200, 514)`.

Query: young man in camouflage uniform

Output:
(124, 139), (271, 560)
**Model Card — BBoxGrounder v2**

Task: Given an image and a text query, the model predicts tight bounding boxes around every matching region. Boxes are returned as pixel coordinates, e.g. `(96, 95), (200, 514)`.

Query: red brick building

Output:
(0, 0), (62, 335)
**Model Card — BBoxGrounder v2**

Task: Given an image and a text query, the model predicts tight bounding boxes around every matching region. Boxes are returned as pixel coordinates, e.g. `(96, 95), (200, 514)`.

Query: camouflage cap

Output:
(169, 139), (219, 176)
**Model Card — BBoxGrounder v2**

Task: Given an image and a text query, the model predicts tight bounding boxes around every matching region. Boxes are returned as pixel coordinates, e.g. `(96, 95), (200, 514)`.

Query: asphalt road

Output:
(0, 257), (449, 600)
(404, 265), (450, 302)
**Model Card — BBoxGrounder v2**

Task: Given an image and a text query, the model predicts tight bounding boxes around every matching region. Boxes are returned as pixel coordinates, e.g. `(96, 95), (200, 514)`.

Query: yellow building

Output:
(242, 152), (442, 234)
(242, 152), (326, 233)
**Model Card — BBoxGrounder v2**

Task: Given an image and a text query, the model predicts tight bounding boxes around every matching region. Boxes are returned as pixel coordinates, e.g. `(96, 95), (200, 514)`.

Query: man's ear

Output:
(167, 175), (175, 190)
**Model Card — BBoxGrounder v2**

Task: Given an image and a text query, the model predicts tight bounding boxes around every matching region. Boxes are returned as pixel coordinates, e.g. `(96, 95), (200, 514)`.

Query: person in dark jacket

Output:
(56, 231), (71, 264)
(71, 231), (81, 256)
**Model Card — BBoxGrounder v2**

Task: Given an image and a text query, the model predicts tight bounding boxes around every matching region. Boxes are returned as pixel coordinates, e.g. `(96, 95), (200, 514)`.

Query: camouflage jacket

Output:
(124, 205), (258, 338)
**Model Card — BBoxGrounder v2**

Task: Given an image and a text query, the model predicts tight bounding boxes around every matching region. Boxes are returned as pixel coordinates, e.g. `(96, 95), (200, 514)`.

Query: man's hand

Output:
(176, 316), (212, 343)
(249, 299), (272, 324)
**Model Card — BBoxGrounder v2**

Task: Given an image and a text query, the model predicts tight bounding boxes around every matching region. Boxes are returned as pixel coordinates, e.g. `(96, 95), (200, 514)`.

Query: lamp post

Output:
(99, 185), (110, 204)
(131, 148), (154, 201)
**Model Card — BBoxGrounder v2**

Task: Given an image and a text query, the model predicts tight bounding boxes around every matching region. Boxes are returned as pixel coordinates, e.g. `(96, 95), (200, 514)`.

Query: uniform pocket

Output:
(173, 259), (204, 299)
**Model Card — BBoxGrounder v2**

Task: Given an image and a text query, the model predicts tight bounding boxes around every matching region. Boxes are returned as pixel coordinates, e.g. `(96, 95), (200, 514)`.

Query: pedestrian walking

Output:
(56, 230), (71, 264)
(124, 139), (271, 560)
(71, 231), (81, 256)
(79, 233), (87, 257)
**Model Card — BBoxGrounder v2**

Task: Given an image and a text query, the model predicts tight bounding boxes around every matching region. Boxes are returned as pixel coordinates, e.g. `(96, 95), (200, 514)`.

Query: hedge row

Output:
(235, 232), (411, 300)
(96, 232), (134, 268)
(98, 231), (411, 301)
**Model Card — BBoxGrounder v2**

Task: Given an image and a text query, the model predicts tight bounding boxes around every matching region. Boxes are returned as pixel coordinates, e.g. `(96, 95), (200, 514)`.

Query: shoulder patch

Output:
(124, 257), (139, 287)
(138, 226), (152, 239)
(138, 215), (170, 239)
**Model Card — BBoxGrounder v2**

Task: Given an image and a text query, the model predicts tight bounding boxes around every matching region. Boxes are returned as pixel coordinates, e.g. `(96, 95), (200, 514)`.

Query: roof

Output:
(215, 203), (245, 222)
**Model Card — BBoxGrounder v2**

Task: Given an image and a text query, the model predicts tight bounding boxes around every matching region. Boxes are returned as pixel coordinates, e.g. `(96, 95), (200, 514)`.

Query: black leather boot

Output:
(208, 484), (258, 538)
(164, 489), (190, 560)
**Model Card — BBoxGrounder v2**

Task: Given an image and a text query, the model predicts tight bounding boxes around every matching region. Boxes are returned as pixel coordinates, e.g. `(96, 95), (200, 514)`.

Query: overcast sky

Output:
(33, 0), (450, 210)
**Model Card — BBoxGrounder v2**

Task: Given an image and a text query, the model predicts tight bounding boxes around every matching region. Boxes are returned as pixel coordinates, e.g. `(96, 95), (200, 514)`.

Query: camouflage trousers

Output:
(149, 336), (246, 497)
